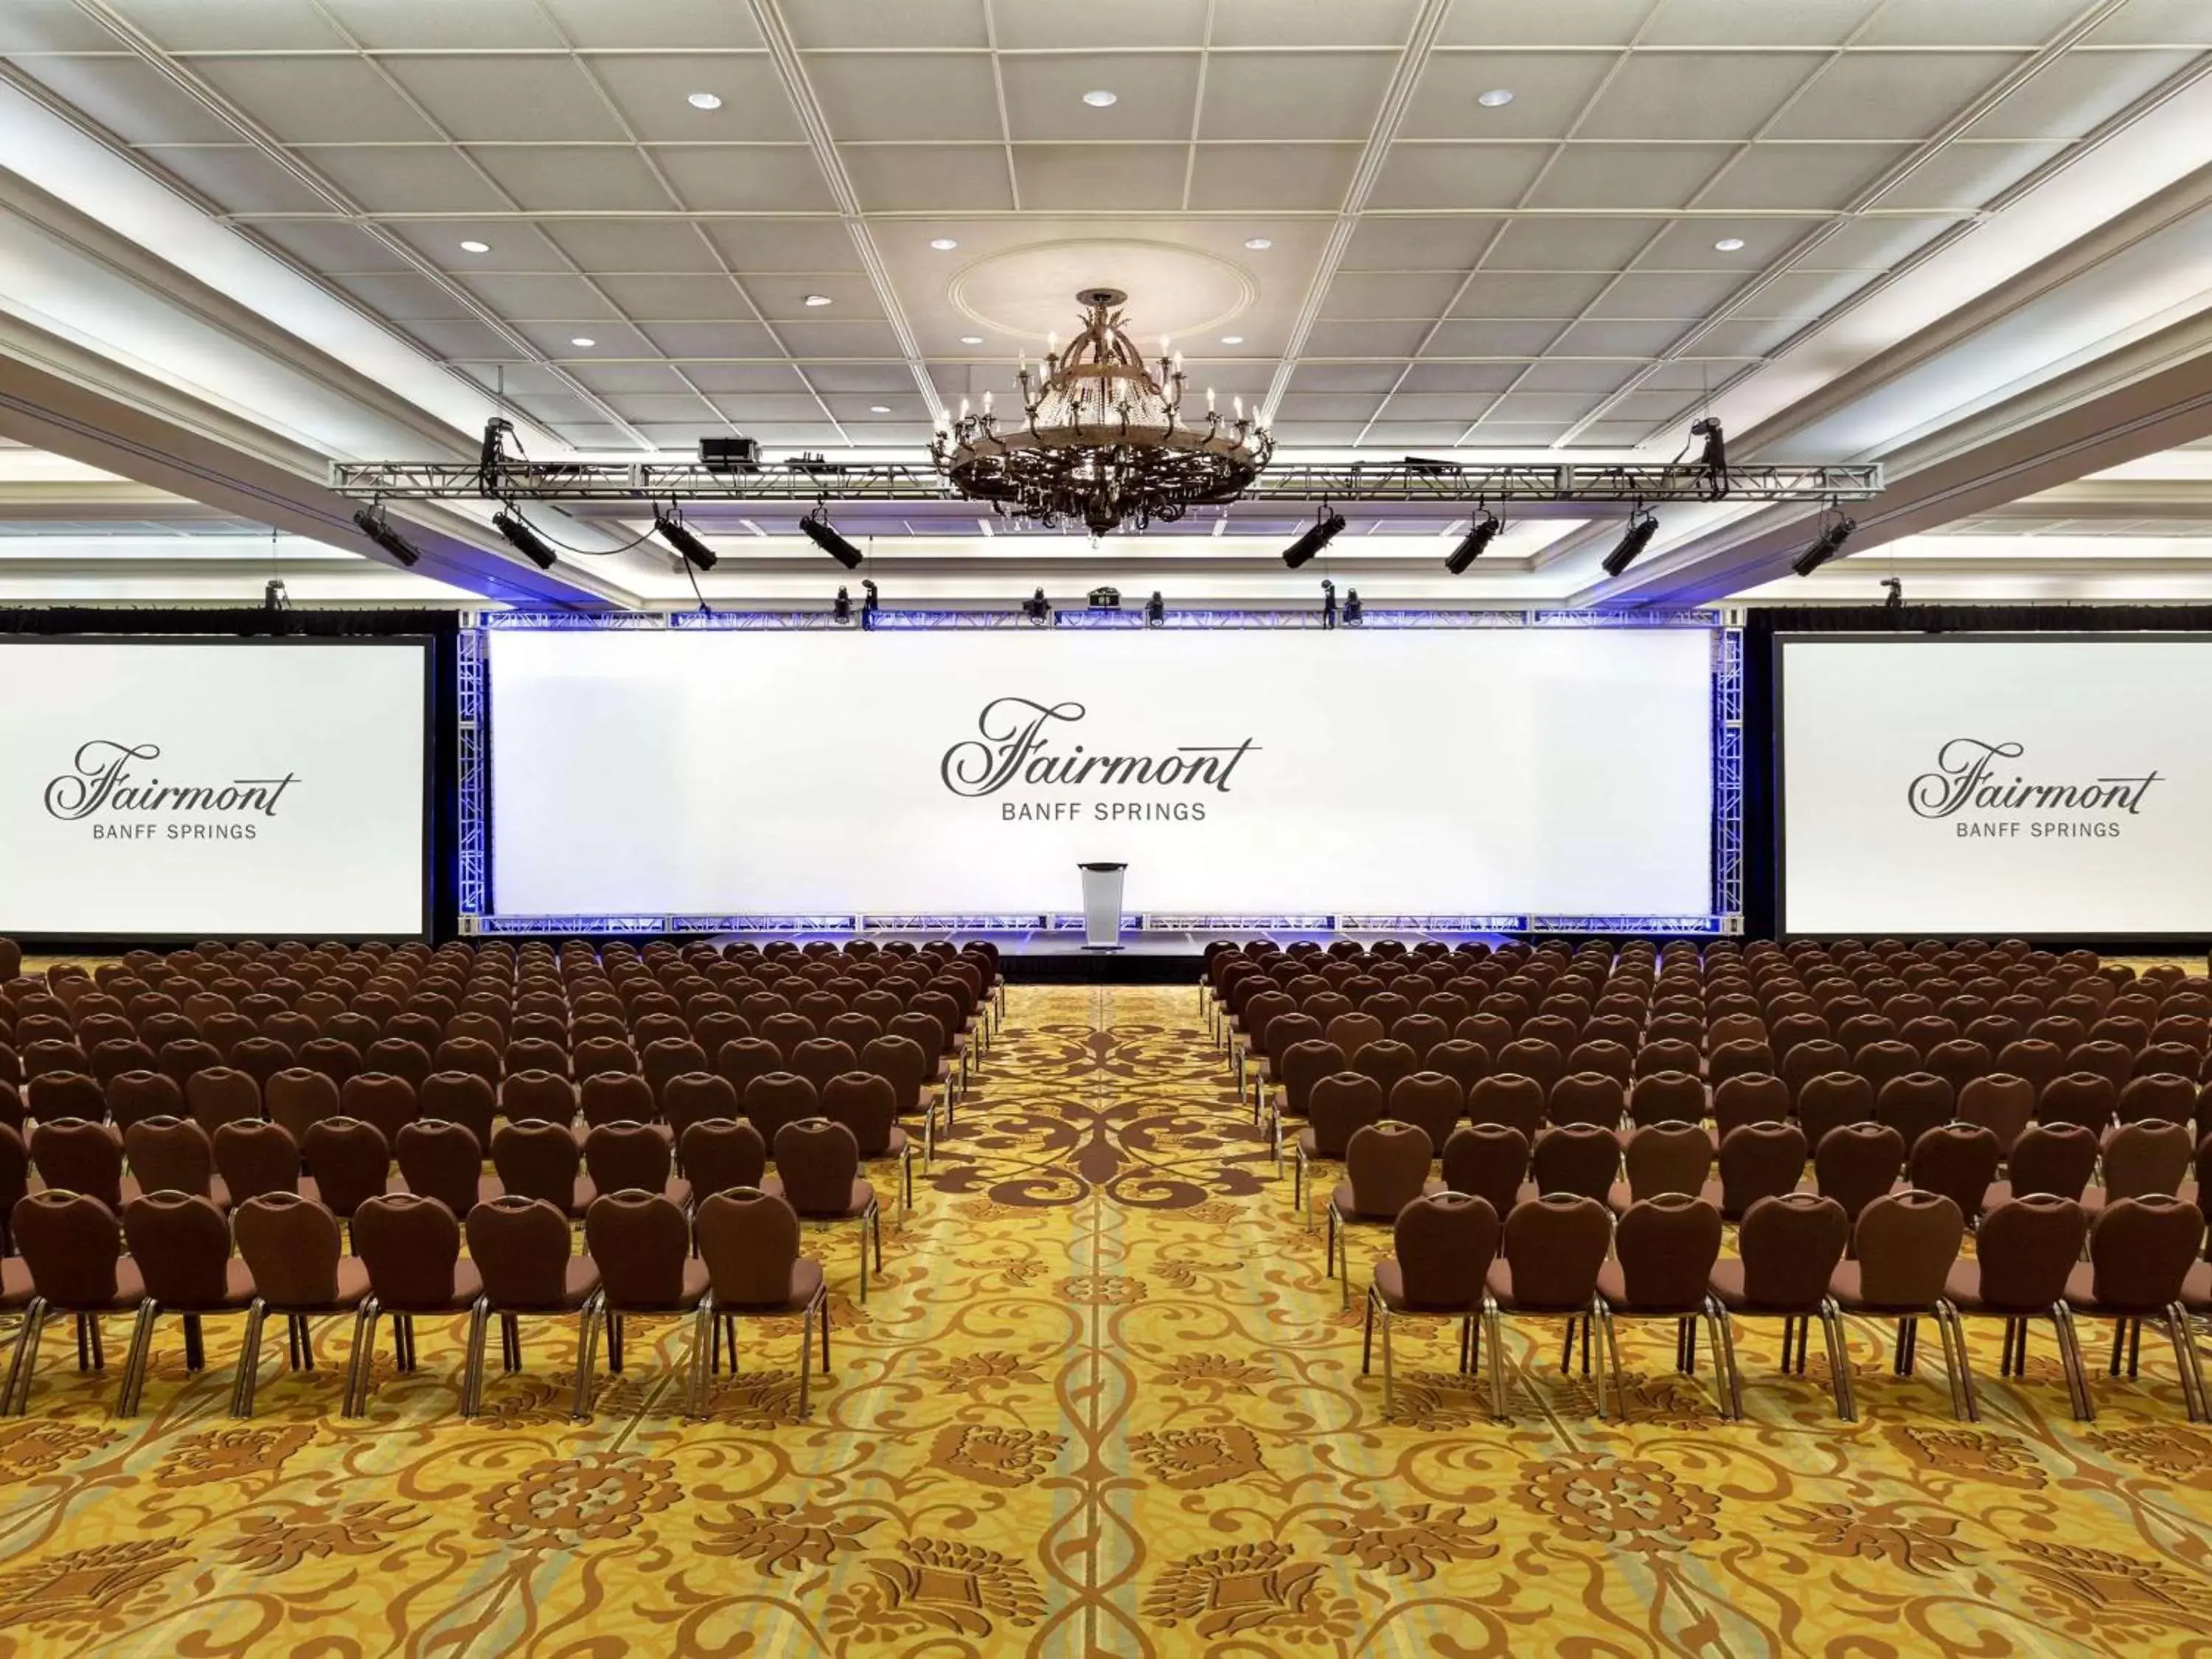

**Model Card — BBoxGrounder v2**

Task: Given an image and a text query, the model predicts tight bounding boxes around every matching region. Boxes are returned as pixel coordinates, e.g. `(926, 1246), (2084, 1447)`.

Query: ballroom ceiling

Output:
(1, 0), (2210, 606)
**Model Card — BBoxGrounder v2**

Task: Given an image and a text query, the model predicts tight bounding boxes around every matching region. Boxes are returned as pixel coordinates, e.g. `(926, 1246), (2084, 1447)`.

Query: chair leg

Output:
(1700, 1299), (1735, 1420)
(2054, 1304), (2094, 1421)
(116, 1301), (159, 1419)
(182, 1315), (204, 1374)
(1380, 1304), (1395, 1421)
(346, 1301), (379, 1418)
(1361, 1287), (1374, 1376)
(571, 1294), (603, 1422)
(1712, 1308), (1745, 1420)
(1590, 1301), (1610, 1422)
(821, 1289), (832, 1371)
(231, 1300), (265, 1418)
(1292, 1147), (1306, 1220)
(797, 1300), (813, 1420)
(685, 1294), (713, 1420)
(1928, 1304), (1964, 1421)
(1820, 1298), (1857, 1422)
(1601, 1303), (1627, 1422)
(1324, 1206), (1336, 1280)
(856, 1214), (870, 1306)
(460, 1299), (488, 1419)
(872, 1202), (883, 1273)
(4, 1300), (44, 1417)
(1939, 1301), (1978, 1422)
(2166, 1304), (2207, 1422)
(1484, 1299), (1509, 1422)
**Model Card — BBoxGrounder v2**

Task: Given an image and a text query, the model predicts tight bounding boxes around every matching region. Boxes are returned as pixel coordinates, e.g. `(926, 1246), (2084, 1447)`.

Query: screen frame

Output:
(1773, 630), (2211, 944)
(0, 633), (437, 945)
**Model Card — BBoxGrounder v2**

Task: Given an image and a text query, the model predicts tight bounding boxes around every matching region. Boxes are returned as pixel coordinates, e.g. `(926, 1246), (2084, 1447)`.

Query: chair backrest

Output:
(103, 1069), (181, 1132)
(580, 1071), (658, 1130)
(1874, 1073), (1953, 1148)
(2102, 1120), (2194, 1200)
(1975, 1194), (2089, 1312)
(124, 1115), (215, 1198)
(213, 1118), (301, 1204)
(1385, 1071), (1462, 1150)
(583, 1189), (692, 1310)
(302, 1116), (390, 1219)
(743, 1071), (822, 1147)
(233, 1192), (344, 1309)
(123, 1192), (234, 1310)
(1500, 1193), (1611, 1311)
(1958, 1073), (2036, 1153)
(466, 1195), (577, 1310)
(771, 1117), (862, 1215)
(2008, 1121), (2099, 1201)
(340, 1072), (418, 1144)
(2039, 1071), (2117, 1133)
(696, 1186), (806, 1308)
(1854, 1189), (1965, 1307)
(681, 1116), (768, 1202)
(661, 1071), (740, 1140)
(1531, 1122), (1618, 1202)
(1795, 1071), (1874, 1148)
(395, 1119), (483, 1220)
(501, 1068), (577, 1127)
(353, 1192), (462, 1312)
(1737, 1192), (1850, 1312)
(1814, 1121), (1907, 1226)
(1627, 1070), (1705, 1130)
(29, 1118), (123, 1209)
(1712, 1072), (1792, 1137)
(1549, 1071), (1626, 1130)
(419, 1071), (497, 1145)
(1906, 1121), (2000, 1221)
(1306, 1071), (1384, 1159)
(583, 1120), (673, 1195)
(1439, 1124), (1528, 1222)
(1389, 1192), (1498, 1312)
(2117, 1071), (2197, 1127)
(1465, 1073), (1545, 1138)
(491, 1118), (581, 1210)
(1614, 1194), (1724, 1313)
(13, 1189), (122, 1307)
(2087, 1194), (2204, 1312)
(1341, 1120), (1433, 1218)
(1622, 1121), (1711, 1202)
(183, 1065), (261, 1133)
(822, 1071), (898, 1157)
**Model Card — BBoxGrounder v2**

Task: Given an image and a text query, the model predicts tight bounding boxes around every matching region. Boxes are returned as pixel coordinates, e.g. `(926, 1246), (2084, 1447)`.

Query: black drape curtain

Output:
(0, 608), (465, 941)
(1742, 603), (2212, 940)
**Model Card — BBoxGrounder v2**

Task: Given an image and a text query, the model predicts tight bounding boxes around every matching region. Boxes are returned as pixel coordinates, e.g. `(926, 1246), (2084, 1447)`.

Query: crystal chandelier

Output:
(931, 288), (1273, 535)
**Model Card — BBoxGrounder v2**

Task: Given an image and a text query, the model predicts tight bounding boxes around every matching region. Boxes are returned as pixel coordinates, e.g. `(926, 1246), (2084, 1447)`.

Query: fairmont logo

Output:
(940, 697), (1260, 799)
(44, 740), (299, 839)
(1907, 738), (2160, 819)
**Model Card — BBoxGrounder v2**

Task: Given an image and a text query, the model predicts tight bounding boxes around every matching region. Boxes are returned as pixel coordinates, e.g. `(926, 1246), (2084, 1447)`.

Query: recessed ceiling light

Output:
(1714, 237), (1746, 252)
(959, 335), (984, 345)
(1220, 335), (1244, 346)
(803, 293), (832, 307)
(1244, 237), (1273, 250)
(1477, 88), (1515, 108)
(869, 405), (891, 414)
(686, 91), (723, 111)
(569, 337), (595, 348)
(1082, 88), (1119, 108)
(459, 240), (490, 253)
(929, 237), (959, 251)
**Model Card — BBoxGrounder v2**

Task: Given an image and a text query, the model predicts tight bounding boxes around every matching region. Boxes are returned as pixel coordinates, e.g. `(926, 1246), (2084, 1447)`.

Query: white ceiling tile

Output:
(1642, 0), (1879, 46)
(1875, 142), (2068, 210)
(111, 0), (347, 49)
(401, 317), (529, 358)
(1320, 271), (1468, 319)
(1439, 0), (1650, 46)
(1422, 319), (1565, 355)
(604, 392), (718, 422)
(1304, 319), (1436, 355)
(992, 0), (1208, 48)
(747, 274), (885, 319)
(316, 0), (568, 49)
(1012, 145), (1188, 210)
(1486, 218), (1669, 269)
(1789, 215), (1952, 268)
(804, 363), (922, 392)
(1632, 219), (1816, 268)
(304, 145), (511, 214)
(1671, 316), (1801, 355)
(378, 56), (627, 142)
(1548, 319), (1688, 355)
(1511, 358), (1644, 392)
(653, 146), (838, 210)
(1462, 421), (1571, 442)
(249, 220), (414, 274)
(634, 420), (727, 445)
(1698, 142), (1912, 211)
(330, 271), (480, 320)
(389, 222), (574, 272)
(1211, 0), (1421, 46)
(1484, 391), (1604, 422)
(467, 146), (675, 212)
(1402, 52), (1616, 140)
(540, 0), (765, 48)
(453, 362), (577, 396)
(2085, 0), (2212, 44)
(139, 145), (332, 214)
(1368, 144), (1553, 209)
(1603, 388), (1713, 421)
(684, 363), (813, 392)
(1579, 52), (1826, 140)
(544, 422), (634, 448)
(587, 56), (803, 142)
(10, 58), (239, 144)
(0, 0), (142, 50)
(566, 361), (698, 394)
(542, 220), (729, 274)
(1966, 47), (2200, 141)
(736, 422), (847, 445)
(1186, 144), (1361, 210)
(764, 319), (906, 356)
(1377, 391), (1493, 420)
(700, 220), (863, 271)
(843, 145), (1015, 212)
(1523, 144), (1736, 210)
(188, 57), (442, 142)
(807, 52), (1005, 141)
(1270, 422), (1371, 442)
(1586, 270), (1748, 318)
(1764, 51), (2028, 141)
(1340, 217), (1505, 269)
(822, 393), (929, 420)
(591, 274), (754, 319)
(1397, 361), (1525, 392)
(1720, 267), (1879, 318)
(1449, 270), (1613, 316)
(1575, 419), (1672, 445)
(1636, 358), (1760, 389)
(1366, 422), (1478, 444)
(786, 0), (989, 48)
(1197, 51), (1397, 140)
(633, 320), (783, 356)
(1863, 0), (2102, 45)
(999, 53), (1201, 142)
(1277, 392), (1388, 421)
(458, 273), (622, 319)
(524, 320), (663, 356)
(1287, 363), (1407, 391)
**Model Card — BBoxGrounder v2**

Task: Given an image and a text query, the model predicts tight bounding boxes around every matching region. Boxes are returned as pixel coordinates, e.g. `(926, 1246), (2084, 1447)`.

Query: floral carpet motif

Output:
(1, 984), (2210, 1655)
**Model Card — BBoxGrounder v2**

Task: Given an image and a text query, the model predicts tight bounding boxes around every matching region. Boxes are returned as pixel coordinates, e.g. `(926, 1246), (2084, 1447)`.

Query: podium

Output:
(1078, 862), (1127, 950)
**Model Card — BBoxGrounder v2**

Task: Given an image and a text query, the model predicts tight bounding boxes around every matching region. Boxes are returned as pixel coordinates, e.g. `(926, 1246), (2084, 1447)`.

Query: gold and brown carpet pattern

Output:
(1, 984), (2210, 1655)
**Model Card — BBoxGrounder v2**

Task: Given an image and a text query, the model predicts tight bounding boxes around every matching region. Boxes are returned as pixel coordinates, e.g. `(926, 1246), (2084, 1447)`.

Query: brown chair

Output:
(1988, 1121), (2100, 1211)
(1598, 1195), (1730, 1419)
(1627, 1071), (1705, 1134)
(1959, 1074), (2036, 1155)
(580, 1072), (661, 1136)
(29, 1070), (106, 1124)
(765, 1117), (881, 1300)
(1484, 1194), (1614, 1422)
(501, 1069), (577, 1129)
(29, 1117), (129, 1211)
(1549, 1072), (1625, 1131)
(1795, 1072), (1874, 1150)
(1705, 1121), (1806, 1222)
(860, 1033), (944, 1166)
(1875, 1073), (1953, 1150)
(1531, 1123), (1619, 1203)
(491, 1119), (593, 1217)
(1944, 1194), (2093, 1420)
(822, 1071), (914, 1215)
(1363, 1192), (1499, 1419)
(124, 1116), (223, 1208)
(396, 1119), (496, 1220)
(1293, 1071), (1384, 1219)
(1909, 1122), (2000, 1227)
(1712, 1073), (1792, 1138)
(349, 1192), (484, 1415)
(1611, 1121), (1711, 1211)
(577, 1191), (711, 1419)
(265, 1068), (341, 1142)
(1707, 1192), (1853, 1419)
(743, 1071), (821, 1150)
(229, 1192), (373, 1416)
(1326, 1120), (1438, 1311)
(433, 1035), (502, 1089)
(461, 1195), (602, 1416)
(1828, 1190), (1970, 1419)
(1815, 1121), (1907, 1241)
(3, 1192), (141, 1416)
(2117, 1072), (2197, 1128)
(419, 1071), (498, 1148)
(681, 1117), (768, 1205)
(302, 1117), (390, 1223)
(1440, 1124), (1530, 1224)
(103, 1070), (180, 1133)
(695, 1188), (830, 1419)
(340, 1073), (418, 1146)
(583, 1121), (688, 1207)
(2091, 1120), (2194, 1208)
(2039, 1071), (2118, 1134)
(1386, 1071), (1462, 1155)
(1466, 1073), (1544, 1140)
(116, 1192), (257, 1416)
(2064, 1194), (2207, 1421)
(214, 1119), (303, 1206)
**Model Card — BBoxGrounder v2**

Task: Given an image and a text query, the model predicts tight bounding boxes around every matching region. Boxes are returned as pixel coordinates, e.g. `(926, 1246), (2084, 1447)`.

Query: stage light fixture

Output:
(861, 577), (880, 626)
(1882, 577), (1905, 614)
(352, 507), (421, 568)
(1601, 507), (1659, 579)
(1319, 577), (1338, 630)
(493, 507), (560, 571)
(833, 585), (852, 623)
(1444, 509), (1502, 574)
(1281, 507), (1346, 569)
(1022, 587), (1051, 625)
(1792, 509), (1857, 577)
(476, 416), (515, 496)
(1691, 416), (1731, 499)
(1144, 590), (1165, 627)
(1087, 585), (1121, 610)
(653, 507), (717, 571)
(799, 507), (864, 569)
(1343, 588), (1363, 626)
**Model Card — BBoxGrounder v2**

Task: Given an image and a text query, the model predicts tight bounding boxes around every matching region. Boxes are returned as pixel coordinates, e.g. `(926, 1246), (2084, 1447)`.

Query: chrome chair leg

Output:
(571, 1293), (604, 1422)
(230, 1301), (265, 1418)
(1820, 1299), (1857, 1422)
(115, 1300), (159, 1419)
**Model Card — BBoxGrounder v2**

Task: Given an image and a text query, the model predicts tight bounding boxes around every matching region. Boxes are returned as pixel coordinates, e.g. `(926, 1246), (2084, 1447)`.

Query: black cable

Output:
(682, 543), (712, 614)
(494, 501), (659, 556)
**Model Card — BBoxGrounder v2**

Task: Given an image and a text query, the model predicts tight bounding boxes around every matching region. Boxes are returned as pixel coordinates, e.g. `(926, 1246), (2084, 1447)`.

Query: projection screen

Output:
(1778, 634), (2211, 938)
(487, 625), (1715, 921)
(0, 639), (430, 939)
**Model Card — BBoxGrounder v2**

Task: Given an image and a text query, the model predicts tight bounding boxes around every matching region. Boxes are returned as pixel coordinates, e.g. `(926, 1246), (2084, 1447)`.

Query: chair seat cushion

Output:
(2064, 1259), (2179, 1317)
(376, 1259), (485, 1315)
(0, 1256), (32, 1310)
(2182, 1260), (2212, 1315)
(1293, 1127), (1320, 1158)
(1484, 1257), (1593, 1315)
(1939, 1259), (2057, 1318)
(1330, 1178), (1442, 1222)
(717, 1257), (827, 1315)
(1371, 1257), (1480, 1315)
(761, 1176), (876, 1220)
(1827, 1261), (1934, 1316)
(1705, 1257), (1823, 1316)
(608, 1256), (710, 1313)
(263, 1256), (372, 1314)
(1594, 1259), (1706, 1317)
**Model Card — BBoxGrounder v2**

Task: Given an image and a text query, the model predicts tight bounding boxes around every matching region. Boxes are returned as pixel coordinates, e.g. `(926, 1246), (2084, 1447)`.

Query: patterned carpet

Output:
(2, 984), (2211, 1656)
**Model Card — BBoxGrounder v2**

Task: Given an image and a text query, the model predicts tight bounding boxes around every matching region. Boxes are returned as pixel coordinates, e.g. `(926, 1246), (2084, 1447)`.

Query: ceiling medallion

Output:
(930, 288), (1272, 536)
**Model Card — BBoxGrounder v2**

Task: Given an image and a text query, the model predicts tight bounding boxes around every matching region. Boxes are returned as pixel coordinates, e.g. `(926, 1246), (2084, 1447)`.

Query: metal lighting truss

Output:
(456, 608), (1745, 939)
(335, 458), (1879, 507)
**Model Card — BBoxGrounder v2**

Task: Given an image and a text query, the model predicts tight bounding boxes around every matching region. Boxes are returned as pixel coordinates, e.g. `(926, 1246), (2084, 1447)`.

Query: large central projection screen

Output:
(487, 625), (1715, 922)
(1778, 634), (2212, 939)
